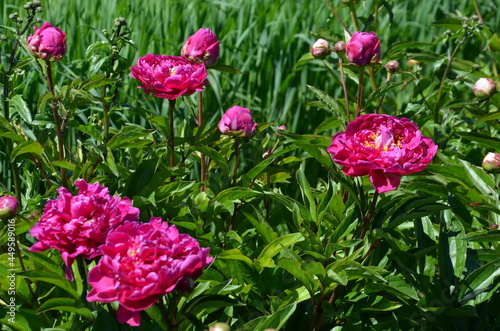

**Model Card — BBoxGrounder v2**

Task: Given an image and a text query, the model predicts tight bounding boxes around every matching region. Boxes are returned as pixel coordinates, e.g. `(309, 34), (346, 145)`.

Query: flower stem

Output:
(101, 86), (110, 143)
(46, 61), (67, 187)
(355, 69), (365, 118)
(198, 91), (207, 191)
(168, 99), (176, 169)
(375, 71), (392, 114)
(338, 57), (351, 121)
(325, 0), (352, 36)
(232, 137), (240, 187)
(359, 191), (379, 240)
(433, 35), (465, 140)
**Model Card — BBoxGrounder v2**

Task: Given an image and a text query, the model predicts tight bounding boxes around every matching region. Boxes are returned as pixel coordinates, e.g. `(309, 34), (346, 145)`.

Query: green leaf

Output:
(9, 94), (32, 124)
(256, 233), (305, 269)
(212, 187), (261, 215)
(37, 298), (93, 319)
(11, 141), (43, 160)
(459, 257), (500, 305)
(456, 132), (500, 151)
(17, 270), (79, 299)
(465, 230), (500, 242)
(106, 126), (154, 149)
(181, 294), (241, 316)
(307, 85), (347, 126)
(296, 165), (318, 224)
(217, 248), (254, 269)
(294, 52), (315, 68)
(209, 63), (243, 74)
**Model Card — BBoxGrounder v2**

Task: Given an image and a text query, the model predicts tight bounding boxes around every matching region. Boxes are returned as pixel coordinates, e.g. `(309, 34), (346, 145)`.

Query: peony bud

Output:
(482, 152), (500, 173)
(181, 28), (220, 66)
(346, 31), (381, 66)
(0, 195), (18, 219)
(473, 78), (497, 98)
(385, 60), (400, 73)
(27, 22), (67, 61)
(218, 106), (257, 138)
(209, 322), (231, 331)
(310, 39), (331, 58)
(333, 41), (346, 53)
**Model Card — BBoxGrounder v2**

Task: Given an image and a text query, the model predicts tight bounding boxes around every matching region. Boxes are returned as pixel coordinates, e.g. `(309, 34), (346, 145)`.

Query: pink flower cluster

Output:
(327, 114), (437, 193)
(86, 217), (213, 326)
(29, 179), (140, 280)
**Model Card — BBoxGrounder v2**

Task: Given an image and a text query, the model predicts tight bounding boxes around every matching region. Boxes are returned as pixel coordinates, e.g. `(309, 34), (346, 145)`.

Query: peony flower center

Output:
(169, 66), (179, 76)
(365, 125), (403, 151)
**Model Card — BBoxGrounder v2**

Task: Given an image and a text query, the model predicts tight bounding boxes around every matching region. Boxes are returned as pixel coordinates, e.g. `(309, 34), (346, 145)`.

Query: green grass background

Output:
(3, 0), (498, 135)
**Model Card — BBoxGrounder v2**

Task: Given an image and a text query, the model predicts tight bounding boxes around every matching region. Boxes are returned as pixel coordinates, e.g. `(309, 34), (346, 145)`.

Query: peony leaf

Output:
(9, 94), (32, 124)
(256, 233), (305, 269)
(294, 52), (315, 68)
(10, 141), (43, 160)
(17, 270), (79, 299)
(181, 294), (241, 317)
(459, 257), (500, 305)
(217, 248), (254, 269)
(37, 298), (93, 319)
(307, 85), (347, 126)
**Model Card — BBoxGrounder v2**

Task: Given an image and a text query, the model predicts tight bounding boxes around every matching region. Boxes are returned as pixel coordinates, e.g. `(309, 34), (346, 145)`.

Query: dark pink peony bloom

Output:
(86, 218), (213, 326)
(130, 54), (208, 100)
(218, 106), (257, 137)
(181, 28), (220, 66)
(27, 22), (67, 61)
(346, 31), (381, 66)
(29, 179), (139, 280)
(327, 114), (437, 193)
(0, 195), (18, 219)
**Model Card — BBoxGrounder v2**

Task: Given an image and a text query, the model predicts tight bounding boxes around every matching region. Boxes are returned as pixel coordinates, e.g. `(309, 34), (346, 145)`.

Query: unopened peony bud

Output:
(346, 31), (381, 65)
(218, 106), (257, 138)
(181, 28), (220, 66)
(209, 322), (231, 331)
(333, 41), (346, 53)
(310, 39), (331, 58)
(482, 152), (500, 173)
(0, 195), (18, 219)
(385, 60), (400, 73)
(473, 78), (497, 98)
(27, 22), (67, 61)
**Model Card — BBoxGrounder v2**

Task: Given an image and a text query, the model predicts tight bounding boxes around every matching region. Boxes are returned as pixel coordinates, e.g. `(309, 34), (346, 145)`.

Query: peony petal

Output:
(369, 170), (401, 193)
(117, 305), (141, 326)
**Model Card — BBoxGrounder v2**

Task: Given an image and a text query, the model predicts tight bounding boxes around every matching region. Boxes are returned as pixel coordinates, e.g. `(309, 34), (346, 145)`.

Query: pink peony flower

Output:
(346, 31), (381, 66)
(310, 39), (331, 58)
(181, 28), (220, 66)
(86, 217), (213, 326)
(473, 78), (497, 98)
(29, 179), (139, 280)
(27, 22), (67, 61)
(0, 195), (18, 219)
(482, 152), (500, 173)
(218, 106), (257, 137)
(130, 54), (208, 100)
(327, 114), (437, 193)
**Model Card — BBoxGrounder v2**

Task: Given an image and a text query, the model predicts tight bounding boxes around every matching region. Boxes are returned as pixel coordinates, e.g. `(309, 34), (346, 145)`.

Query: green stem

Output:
(338, 57), (351, 121)
(169, 99), (176, 169)
(359, 192), (379, 240)
(355, 69), (365, 118)
(46, 62), (67, 187)
(348, 0), (360, 32)
(198, 91), (207, 191)
(375, 72), (392, 114)
(473, 0), (497, 76)
(325, 0), (352, 36)
(101, 86), (110, 142)
(433, 36), (466, 139)
(232, 137), (240, 187)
